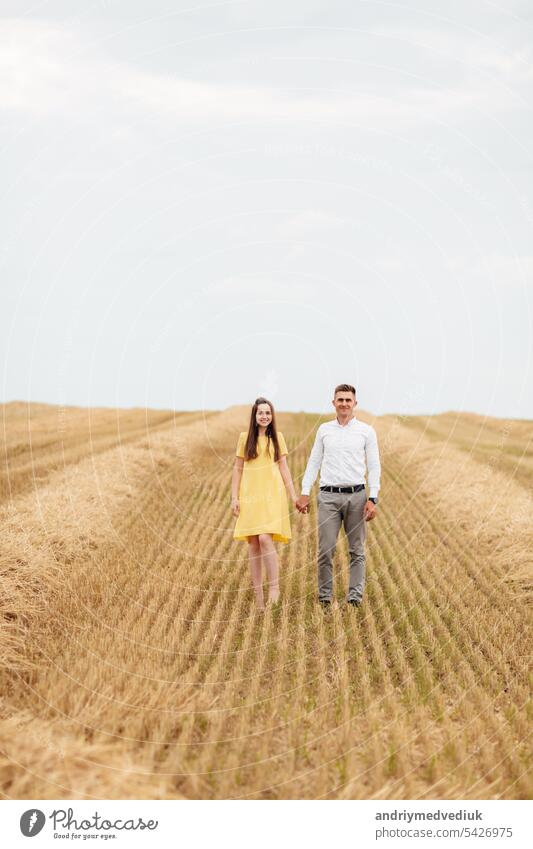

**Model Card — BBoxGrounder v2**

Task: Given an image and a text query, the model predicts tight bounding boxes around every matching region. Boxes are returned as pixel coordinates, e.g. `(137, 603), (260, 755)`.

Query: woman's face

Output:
(256, 403), (272, 428)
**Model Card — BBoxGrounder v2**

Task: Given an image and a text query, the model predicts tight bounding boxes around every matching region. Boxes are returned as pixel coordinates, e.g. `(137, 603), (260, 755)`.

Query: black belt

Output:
(320, 484), (365, 494)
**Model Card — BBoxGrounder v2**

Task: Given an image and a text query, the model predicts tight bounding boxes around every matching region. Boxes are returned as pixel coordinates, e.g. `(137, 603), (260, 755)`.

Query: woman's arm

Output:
(278, 455), (298, 505)
(231, 456), (244, 516)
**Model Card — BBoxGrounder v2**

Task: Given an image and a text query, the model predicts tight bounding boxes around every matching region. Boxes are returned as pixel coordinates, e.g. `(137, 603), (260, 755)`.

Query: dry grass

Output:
(379, 412), (533, 599)
(0, 404), (531, 799)
(0, 401), (213, 502)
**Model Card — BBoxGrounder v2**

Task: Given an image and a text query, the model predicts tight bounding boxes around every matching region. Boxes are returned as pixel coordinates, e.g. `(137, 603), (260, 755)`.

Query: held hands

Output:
(295, 495), (310, 514)
(231, 498), (240, 517)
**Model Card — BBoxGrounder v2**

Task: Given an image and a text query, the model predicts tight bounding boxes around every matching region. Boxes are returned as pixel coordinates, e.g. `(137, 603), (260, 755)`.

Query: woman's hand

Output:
(231, 498), (240, 517)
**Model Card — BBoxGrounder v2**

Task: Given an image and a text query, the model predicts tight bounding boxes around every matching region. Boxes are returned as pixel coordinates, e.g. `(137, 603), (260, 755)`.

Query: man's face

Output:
(333, 392), (356, 415)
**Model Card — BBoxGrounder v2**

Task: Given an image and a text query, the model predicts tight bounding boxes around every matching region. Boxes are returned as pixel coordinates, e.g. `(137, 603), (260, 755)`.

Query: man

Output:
(296, 384), (381, 607)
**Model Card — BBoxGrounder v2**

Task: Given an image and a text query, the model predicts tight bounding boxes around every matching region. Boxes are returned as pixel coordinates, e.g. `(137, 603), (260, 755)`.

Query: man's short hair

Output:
(334, 383), (356, 397)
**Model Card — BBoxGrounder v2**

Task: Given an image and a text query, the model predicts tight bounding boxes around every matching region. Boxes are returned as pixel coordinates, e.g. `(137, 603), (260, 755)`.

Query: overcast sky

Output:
(1, 1), (532, 417)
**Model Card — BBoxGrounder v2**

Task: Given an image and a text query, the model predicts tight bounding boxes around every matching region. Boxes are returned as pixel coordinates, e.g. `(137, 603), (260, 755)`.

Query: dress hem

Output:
(234, 533), (291, 544)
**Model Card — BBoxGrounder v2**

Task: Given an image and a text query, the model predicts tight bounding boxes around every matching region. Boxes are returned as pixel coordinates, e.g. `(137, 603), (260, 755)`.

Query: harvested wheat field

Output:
(0, 401), (531, 800)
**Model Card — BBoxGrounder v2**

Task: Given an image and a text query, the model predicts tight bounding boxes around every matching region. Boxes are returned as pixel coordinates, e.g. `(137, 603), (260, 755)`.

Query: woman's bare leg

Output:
(247, 536), (264, 609)
(258, 534), (280, 602)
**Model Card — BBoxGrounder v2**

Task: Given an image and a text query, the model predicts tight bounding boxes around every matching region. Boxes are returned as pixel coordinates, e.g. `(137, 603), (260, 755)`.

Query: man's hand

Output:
(296, 495), (310, 514)
(363, 499), (377, 522)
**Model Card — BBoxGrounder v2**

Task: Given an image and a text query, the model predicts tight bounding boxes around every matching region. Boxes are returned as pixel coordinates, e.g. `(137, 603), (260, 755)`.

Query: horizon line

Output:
(2, 399), (531, 424)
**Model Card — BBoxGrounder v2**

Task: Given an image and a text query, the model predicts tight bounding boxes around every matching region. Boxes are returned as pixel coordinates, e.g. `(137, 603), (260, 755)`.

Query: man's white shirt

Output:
(301, 416), (381, 498)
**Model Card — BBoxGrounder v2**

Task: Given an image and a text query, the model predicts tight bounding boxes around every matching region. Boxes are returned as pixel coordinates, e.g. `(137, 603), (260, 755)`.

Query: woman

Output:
(231, 397), (298, 609)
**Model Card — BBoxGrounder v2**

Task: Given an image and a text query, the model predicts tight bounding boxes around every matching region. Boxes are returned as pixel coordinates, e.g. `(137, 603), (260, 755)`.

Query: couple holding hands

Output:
(231, 384), (381, 610)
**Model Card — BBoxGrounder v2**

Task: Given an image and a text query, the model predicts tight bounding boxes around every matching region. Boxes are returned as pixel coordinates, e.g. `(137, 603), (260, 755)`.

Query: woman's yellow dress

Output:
(233, 432), (291, 544)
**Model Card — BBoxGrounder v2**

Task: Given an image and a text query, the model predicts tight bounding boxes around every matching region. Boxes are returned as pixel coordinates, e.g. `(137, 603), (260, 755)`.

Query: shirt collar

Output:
(334, 415), (357, 427)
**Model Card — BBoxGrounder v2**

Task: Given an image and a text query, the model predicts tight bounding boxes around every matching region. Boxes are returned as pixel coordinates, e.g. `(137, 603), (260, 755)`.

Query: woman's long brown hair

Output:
(244, 397), (281, 462)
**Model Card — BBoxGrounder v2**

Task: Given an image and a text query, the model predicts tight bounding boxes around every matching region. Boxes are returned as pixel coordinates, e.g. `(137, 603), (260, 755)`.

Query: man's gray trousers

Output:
(317, 489), (368, 602)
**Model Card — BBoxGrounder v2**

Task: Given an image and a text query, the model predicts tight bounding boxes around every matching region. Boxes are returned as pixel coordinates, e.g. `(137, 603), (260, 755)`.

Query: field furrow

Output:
(0, 406), (530, 799)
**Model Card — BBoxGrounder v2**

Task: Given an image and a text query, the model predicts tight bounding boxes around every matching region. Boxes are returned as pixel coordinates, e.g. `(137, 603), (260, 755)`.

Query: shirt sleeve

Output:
(301, 427), (324, 495)
(365, 426), (381, 498)
(236, 432), (246, 459)
(277, 432), (288, 456)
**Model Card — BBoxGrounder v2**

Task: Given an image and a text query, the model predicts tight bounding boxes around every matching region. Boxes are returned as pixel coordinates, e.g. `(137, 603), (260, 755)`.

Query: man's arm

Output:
(300, 428), (324, 496)
(365, 426), (381, 499)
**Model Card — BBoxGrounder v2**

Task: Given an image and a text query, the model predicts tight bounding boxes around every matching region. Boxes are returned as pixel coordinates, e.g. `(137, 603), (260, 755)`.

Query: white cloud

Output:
(0, 18), (525, 129)
(467, 45), (533, 82)
(448, 253), (533, 291)
(373, 255), (410, 274)
(225, 0), (329, 25)
(373, 25), (533, 87)
(281, 209), (347, 238)
(205, 276), (312, 299)
(0, 20), (76, 114)
(110, 68), (517, 129)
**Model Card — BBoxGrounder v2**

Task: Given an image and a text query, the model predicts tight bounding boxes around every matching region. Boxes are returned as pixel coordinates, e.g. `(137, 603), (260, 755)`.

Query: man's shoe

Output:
(347, 598), (362, 607)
